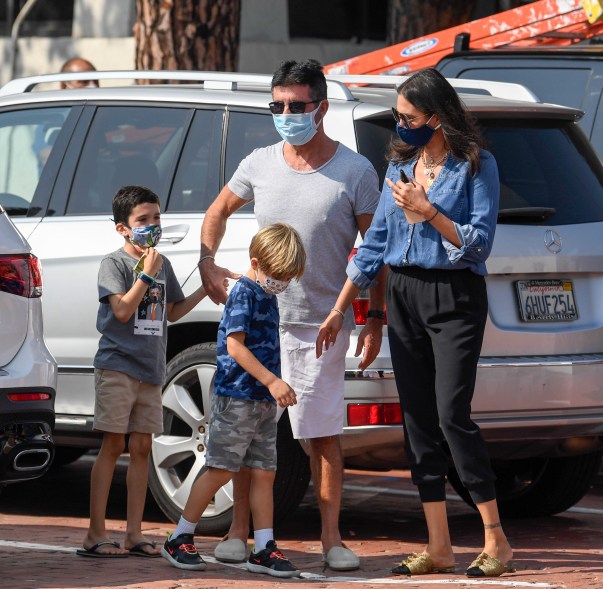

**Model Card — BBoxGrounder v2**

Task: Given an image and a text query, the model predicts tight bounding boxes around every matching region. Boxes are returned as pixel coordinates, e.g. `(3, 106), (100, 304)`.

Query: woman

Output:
(316, 68), (514, 578)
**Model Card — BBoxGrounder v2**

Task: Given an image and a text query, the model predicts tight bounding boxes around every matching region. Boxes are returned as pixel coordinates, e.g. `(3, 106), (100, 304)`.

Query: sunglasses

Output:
(269, 100), (321, 115)
(391, 107), (432, 129)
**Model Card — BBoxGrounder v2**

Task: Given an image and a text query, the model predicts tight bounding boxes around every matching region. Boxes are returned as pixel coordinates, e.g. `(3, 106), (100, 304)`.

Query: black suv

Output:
(437, 45), (603, 158)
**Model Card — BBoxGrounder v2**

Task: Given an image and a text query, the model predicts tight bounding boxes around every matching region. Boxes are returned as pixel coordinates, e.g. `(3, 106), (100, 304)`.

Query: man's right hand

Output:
(199, 259), (242, 305)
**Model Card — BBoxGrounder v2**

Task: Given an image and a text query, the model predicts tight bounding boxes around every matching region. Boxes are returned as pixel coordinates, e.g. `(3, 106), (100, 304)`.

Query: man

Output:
(60, 57), (98, 89)
(199, 59), (387, 572)
(34, 57), (99, 171)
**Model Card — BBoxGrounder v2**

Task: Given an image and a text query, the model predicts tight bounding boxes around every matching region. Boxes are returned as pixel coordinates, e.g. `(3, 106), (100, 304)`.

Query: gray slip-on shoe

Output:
(214, 538), (247, 563)
(323, 546), (360, 571)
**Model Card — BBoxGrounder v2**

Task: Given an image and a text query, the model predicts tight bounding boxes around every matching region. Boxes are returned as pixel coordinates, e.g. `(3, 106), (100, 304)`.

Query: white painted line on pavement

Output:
(203, 556), (560, 587)
(343, 483), (603, 516)
(0, 542), (561, 587)
(0, 540), (75, 553)
(297, 575), (560, 587)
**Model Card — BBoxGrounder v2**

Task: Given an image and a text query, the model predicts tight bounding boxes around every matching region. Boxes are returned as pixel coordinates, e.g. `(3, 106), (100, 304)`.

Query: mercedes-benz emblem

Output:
(544, 229), (562, 254)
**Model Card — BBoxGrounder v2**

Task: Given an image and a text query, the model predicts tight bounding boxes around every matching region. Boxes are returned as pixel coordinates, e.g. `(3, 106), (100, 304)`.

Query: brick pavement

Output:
(1, 466), (602, 588)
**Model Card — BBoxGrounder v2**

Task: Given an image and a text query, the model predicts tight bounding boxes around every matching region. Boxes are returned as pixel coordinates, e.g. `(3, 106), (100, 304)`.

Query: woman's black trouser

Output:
(387, 266), (496, 504)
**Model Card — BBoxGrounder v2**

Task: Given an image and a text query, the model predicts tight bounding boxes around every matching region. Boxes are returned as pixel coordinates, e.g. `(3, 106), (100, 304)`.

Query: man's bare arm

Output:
(200, 185), (248, 304)
(354, 213), (386, 370)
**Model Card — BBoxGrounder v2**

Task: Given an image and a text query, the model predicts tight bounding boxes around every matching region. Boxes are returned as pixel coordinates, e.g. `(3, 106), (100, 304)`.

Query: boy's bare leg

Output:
(222, 467), (252, 541)
(183, 466), (233, 523)
(124, 432), (160, 555)
(249, 468), (275, 531)
(82, 431), (128, 555)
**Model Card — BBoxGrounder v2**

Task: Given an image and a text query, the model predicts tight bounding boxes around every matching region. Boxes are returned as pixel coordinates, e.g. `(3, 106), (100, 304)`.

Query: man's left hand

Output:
(355, 319), (383, 370)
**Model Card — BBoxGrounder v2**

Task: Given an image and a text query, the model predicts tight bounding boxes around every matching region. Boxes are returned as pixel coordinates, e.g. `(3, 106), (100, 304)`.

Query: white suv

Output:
(0, 204), (56, 486)
(1, 70), (602, 529)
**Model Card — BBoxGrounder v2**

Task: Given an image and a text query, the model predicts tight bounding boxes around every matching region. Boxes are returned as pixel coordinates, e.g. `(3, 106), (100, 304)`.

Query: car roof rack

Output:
(0, 69), (538, 104)
(325, 74), (539, 103)
(0, 70), (356, 101)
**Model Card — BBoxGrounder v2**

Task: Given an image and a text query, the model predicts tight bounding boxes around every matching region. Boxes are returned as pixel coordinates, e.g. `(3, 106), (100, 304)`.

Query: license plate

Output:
(515, 279), (578, 322)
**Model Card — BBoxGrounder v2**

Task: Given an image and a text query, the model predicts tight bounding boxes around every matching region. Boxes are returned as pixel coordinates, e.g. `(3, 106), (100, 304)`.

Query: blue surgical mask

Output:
(396, 114), (441, 147)
(130, 224), (162, 249)
(272, 102), (323, 146)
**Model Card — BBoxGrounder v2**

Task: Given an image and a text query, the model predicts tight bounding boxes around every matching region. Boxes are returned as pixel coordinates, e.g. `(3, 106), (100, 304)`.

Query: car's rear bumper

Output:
(338, 353), (603, 468)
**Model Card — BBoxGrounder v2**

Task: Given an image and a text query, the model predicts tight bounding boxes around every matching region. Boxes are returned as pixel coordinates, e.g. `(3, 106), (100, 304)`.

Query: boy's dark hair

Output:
(112, 185), (160, 225)
(271, 59), (327, 102)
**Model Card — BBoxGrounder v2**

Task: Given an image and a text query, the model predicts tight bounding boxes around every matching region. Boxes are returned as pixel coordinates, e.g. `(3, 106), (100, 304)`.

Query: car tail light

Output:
(7, 393), (52, 401)
(348, 248), (386, 325)
(348, 403), (402, 426)
(0, 254), (43, 298)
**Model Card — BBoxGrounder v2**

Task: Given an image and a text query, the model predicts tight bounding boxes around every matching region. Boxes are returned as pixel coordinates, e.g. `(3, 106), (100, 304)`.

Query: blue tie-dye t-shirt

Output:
(214, 276), (280, 403)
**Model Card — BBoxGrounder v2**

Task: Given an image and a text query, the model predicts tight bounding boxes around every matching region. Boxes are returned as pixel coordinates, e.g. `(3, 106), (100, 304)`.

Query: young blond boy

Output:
(163, 223), (306, 577)
(78, 185), (209, 558)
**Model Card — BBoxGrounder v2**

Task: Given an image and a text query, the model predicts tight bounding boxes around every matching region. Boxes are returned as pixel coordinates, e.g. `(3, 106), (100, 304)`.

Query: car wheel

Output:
(148, 343), (310, 534)
(447, 451), (602, 518)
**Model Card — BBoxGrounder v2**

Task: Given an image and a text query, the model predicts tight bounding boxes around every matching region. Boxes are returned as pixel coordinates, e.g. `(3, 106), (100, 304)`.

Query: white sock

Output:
(171, 516), (197, 540)
(253, 528), (274, 552)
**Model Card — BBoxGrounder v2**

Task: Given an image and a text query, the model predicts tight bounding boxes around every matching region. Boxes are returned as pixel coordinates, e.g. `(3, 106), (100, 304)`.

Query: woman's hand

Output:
(385, 177), (434, 220)
(316, 311), (344, 358)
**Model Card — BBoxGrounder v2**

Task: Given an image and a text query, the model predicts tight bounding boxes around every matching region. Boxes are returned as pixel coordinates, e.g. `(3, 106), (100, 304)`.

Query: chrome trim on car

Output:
(479, 353), (603, 368)
(345, 369), (396, 380)
(346, 353), (603, 377)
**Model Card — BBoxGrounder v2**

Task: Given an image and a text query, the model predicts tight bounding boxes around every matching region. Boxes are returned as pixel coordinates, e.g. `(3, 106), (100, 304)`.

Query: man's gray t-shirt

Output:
(94, 248), (184, 384)
(229, 142), (380, 330)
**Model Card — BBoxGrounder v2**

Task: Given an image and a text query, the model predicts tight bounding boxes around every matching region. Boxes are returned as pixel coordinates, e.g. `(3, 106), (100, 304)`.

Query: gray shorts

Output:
(205, 395), (277, 472)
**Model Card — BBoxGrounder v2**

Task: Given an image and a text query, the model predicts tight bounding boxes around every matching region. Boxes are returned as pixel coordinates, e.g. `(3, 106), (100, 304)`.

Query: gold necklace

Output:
(422, 149), (449, 187)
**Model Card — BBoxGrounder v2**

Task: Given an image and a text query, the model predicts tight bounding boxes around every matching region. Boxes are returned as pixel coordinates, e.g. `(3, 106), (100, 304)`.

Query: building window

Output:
(288, 0), (387, 42)
(0, 0), (74, 37)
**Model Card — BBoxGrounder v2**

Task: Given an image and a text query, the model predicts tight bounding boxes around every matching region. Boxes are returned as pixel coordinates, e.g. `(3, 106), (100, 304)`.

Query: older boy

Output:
(77, 185), (209, 558)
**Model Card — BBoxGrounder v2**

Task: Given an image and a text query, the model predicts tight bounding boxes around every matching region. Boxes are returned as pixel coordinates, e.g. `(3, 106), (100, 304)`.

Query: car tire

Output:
(148, 342), (310, 534)
(447, 451), (602, 518)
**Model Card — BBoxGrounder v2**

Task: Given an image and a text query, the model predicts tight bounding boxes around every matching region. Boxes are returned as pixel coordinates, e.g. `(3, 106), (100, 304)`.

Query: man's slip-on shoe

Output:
(214, 538), (247, 563)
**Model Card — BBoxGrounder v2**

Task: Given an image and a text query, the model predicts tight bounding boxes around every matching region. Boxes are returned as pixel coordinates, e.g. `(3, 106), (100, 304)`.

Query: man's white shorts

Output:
(278, 325), (351, 440)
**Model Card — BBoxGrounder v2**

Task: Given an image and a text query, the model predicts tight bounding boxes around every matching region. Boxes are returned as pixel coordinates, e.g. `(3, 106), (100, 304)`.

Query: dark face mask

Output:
(395, 115), (440, 147)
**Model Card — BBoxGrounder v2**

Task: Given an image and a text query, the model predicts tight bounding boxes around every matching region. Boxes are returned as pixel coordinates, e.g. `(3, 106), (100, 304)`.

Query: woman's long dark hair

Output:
(389, 68), (485, 175)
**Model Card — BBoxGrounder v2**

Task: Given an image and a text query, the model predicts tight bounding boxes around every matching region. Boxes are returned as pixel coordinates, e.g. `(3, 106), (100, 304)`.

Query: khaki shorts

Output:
(94, 368), (163, 434)
(279, 325), (351, 440)
(205, 395), (277, 472)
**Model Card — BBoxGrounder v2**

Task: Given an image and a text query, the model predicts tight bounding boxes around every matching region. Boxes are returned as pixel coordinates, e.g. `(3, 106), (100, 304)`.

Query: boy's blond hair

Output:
(249, 223), (306, 280)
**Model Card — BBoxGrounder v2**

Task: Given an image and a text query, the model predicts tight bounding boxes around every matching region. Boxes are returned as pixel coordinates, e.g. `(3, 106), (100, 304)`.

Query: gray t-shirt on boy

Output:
(229, 142), (380, 330)
(94, 248), (184, 384)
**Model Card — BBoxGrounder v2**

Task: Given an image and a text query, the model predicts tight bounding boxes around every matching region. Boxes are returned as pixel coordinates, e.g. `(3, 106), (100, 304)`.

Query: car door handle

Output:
(160, 224), (189, 244)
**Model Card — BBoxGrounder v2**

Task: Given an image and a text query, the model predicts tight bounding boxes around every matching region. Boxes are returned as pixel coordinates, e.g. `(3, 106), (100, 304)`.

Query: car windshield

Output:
(356, 115), (603, 225)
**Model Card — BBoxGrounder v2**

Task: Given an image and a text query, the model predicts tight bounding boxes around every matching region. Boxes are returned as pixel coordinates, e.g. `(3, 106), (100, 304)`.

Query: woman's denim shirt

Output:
(348, 149), (500, 289)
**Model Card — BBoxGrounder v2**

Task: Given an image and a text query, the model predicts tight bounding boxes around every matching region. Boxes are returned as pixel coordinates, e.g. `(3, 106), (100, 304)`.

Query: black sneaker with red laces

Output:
(161, 533), (207, 570)
(246, 540), (300, 578)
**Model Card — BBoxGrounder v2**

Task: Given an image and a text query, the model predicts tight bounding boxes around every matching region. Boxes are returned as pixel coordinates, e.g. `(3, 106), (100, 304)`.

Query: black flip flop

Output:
(76, 541), (127, 558)
(128, 540), (160, 558)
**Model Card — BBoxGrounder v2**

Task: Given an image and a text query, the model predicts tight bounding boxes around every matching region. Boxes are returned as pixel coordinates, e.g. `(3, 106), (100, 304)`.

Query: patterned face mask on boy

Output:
(130, 224), (162, 250)
(255, 271), (291, 295)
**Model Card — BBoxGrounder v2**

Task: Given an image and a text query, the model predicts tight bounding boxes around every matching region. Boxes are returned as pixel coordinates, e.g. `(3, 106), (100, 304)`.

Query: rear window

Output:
(482, 119), (603, 225)
(357, 115), (603, 225)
